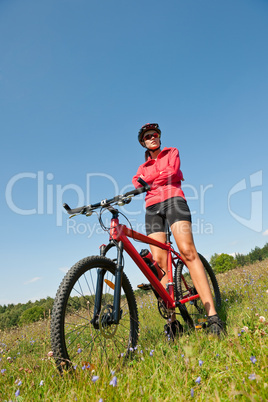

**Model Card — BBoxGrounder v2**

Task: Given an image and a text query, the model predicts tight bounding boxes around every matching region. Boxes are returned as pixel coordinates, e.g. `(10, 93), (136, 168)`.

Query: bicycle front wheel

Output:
(50, 256), (139, 372)
(175, 253), (221, 328)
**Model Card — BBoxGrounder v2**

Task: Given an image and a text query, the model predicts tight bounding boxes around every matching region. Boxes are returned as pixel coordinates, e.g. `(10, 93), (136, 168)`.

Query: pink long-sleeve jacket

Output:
(132, 147), (186, 208)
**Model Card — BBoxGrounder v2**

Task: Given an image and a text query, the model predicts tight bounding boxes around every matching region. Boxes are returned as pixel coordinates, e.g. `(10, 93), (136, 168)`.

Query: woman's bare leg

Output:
(148, 232), (177, 322)
(148, 232), (168, 287)
(170, 220), (217, 317)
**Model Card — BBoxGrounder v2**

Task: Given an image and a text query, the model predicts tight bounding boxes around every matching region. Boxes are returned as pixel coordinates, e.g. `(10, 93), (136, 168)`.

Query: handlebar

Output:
(63, 177), (150, 216)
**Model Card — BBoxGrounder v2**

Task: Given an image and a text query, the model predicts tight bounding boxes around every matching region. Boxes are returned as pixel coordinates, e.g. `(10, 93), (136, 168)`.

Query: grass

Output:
(0, 261), (268, 401)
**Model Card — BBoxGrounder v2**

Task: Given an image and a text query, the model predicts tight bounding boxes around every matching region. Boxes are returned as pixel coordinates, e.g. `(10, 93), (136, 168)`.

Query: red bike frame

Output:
(109, 216), (200, 309)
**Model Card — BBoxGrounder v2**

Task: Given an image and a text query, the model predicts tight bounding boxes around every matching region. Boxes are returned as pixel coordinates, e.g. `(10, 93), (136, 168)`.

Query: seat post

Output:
(156, 209), (172, 244)
(165, 220), (172, 244)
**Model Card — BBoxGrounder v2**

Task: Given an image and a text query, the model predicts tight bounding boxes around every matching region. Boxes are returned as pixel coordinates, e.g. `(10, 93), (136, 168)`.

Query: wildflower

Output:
(191, 388), (194, 397)
(47, 351), (53, 357)
(195, 376), (201, 384)
(77, 348), (82, 354)
(1, 369), (6, 374)
(92, 376), (99, 383)
(198, 360), (203, 367)
(110, 376), (117, 387)
(40, 380), (44, 386)
(248, 373), (256, 380)
(259, 316), (265, 323)
(150, 350), (154, 357)
(15, 389), (20, 397)
(250, 356), (257, 364)
(241, 326), (248, 332)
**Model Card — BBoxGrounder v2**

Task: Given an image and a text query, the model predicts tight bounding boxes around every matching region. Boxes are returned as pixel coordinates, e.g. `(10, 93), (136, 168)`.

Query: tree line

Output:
(1, 243), (267, 330)
(209, 242), (268, 274)
(0, 297), (54, 331)
(0, 293), (120, 331)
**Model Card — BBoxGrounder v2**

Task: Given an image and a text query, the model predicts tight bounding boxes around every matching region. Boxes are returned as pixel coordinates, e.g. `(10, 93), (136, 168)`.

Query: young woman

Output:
(132, 123), (225, 338)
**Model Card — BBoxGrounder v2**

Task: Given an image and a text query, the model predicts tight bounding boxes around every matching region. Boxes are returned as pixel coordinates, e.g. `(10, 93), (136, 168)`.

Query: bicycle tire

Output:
(50, 255), (139, 372)
(175, 253), (221, 328)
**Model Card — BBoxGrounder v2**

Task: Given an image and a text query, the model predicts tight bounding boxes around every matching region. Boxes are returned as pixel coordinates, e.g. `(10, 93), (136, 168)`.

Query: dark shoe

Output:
(137, 283), (151, 291)
(207, 315), (226, 337)
(164, 320), (183, 341)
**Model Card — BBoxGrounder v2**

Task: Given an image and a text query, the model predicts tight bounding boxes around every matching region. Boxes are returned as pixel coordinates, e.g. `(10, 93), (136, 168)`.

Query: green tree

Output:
(235, 253), (250, 267)
(209, 253), (219, 270)
(261, 243), (268, 259)
(249, 246), (263, 263)
(213, 253), (236, 274)
(19, 306), (44, 325)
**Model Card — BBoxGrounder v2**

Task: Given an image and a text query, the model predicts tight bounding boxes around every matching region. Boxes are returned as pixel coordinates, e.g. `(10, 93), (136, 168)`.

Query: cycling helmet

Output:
(138, 123), (161, 146)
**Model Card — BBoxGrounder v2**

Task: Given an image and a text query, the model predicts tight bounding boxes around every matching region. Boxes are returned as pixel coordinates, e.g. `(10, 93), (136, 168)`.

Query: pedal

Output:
(137, 283), (152, 291)
(195, 319), (207, 330)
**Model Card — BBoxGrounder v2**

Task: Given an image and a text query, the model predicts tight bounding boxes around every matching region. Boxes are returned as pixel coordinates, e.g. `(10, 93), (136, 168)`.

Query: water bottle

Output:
(139, 249), (165, 280)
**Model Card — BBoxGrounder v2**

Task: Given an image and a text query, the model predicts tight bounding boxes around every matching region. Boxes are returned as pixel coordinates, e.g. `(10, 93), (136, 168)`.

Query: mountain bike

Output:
(50, 178), (221, 372)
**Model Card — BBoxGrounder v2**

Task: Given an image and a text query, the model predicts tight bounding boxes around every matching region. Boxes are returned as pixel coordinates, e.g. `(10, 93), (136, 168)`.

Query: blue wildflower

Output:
(92, 376), (99, 383)
(198, 360), (203, 367)
(195, 376), (201, 384)
(15, 389), (20, 397)
(250, 356), (257, 364)
(110, 376), (117, 387)
(191, 388), (194, 397)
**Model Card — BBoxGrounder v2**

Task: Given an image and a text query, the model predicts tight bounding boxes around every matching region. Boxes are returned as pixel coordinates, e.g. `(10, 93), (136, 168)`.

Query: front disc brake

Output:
(99, 304), (118, 339)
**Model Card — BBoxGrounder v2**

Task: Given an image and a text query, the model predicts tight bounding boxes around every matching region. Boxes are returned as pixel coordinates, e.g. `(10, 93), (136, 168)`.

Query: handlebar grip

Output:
(63, 203), (87, 215)
(137, 177), (150, 191)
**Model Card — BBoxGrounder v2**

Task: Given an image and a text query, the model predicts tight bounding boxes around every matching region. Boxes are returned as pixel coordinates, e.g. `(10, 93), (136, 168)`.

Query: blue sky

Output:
(1, 0), (268, 305)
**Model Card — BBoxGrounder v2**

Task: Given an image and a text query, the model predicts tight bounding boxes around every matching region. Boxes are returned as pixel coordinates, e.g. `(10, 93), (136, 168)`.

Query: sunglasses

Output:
(143, 132), (160, 141)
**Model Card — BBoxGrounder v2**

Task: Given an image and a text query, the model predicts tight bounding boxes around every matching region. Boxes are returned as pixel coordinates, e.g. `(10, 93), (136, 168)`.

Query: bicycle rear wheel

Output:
(50, 256), (139, 372)
(175, 253), (221, 328)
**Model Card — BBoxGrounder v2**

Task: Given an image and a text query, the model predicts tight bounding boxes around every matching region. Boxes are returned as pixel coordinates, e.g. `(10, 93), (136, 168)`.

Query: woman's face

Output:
(142, 130), (160, 150)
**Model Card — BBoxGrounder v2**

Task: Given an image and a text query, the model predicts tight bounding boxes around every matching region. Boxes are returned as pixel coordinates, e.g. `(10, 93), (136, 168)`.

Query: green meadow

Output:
(0, 260), (267, 401)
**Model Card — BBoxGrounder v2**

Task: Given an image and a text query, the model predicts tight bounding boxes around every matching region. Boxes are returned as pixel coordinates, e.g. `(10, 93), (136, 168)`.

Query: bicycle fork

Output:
(91, 241), (124, 329)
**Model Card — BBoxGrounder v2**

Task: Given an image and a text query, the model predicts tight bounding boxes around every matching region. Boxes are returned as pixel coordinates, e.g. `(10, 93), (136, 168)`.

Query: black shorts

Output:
(145, 197), (192, 235)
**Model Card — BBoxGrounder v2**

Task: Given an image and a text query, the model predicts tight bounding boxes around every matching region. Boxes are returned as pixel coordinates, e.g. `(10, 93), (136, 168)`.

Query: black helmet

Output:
(138, 123), (161, 146)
